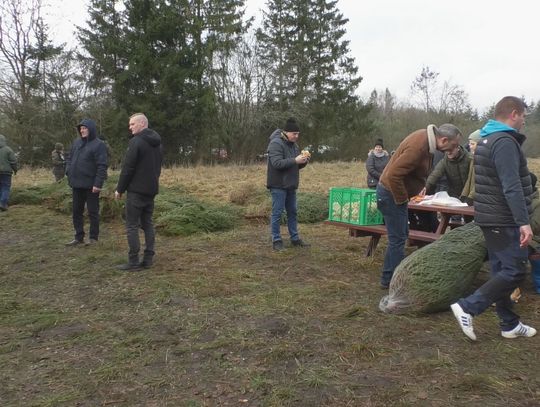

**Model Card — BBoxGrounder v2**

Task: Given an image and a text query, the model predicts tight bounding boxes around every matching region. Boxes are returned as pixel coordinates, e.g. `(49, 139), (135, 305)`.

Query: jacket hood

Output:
(139, 128), (161, 147)
(368, 149), (388, 157)
(76, 119), (98, 140)
(269, 129), (282, 141)
(269, 128), (294, 144)
(480, 119), (516, 137)
(480, 119), (527, 145)
(0, 134), (6, 148)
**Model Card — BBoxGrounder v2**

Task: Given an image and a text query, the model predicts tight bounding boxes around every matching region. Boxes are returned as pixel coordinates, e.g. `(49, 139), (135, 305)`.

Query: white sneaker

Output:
(451, 303), (477, 341)
(501, 322), (537, 339)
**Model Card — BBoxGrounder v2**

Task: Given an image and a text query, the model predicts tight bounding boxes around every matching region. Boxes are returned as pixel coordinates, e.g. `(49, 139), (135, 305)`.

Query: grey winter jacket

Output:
(0, 135), (17, 175)
(366, 151), (389, 188)
(66, 119), (108, 189)
(266, 129), (306, 190)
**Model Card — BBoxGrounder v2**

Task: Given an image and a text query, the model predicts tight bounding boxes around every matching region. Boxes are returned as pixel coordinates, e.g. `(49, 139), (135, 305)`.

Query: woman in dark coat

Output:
(366, 138), (390, 189)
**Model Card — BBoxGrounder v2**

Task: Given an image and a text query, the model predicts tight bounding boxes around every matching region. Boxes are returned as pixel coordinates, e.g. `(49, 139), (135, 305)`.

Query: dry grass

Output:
(19, 157), (540, 200)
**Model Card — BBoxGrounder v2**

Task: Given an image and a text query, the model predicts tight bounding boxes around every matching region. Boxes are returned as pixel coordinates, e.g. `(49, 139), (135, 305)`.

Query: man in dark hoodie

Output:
(65, 119), (108, 246)
(266, 117), (310, 251)
(451, 96), (536, 341)
(114, 113), (163, 271)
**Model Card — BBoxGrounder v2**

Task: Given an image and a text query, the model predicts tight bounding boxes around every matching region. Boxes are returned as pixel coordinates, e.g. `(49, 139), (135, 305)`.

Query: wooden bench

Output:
(326, 220), (540, 262)
(324, 220), (439, 257)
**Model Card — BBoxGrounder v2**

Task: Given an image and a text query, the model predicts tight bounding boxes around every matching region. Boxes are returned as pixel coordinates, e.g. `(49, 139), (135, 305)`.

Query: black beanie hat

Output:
(283, 117), (300, 132)
(374, 138), (384, 148)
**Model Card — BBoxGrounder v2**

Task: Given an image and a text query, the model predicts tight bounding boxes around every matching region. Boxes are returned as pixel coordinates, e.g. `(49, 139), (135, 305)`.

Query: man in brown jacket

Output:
(376, 124), (462, 288)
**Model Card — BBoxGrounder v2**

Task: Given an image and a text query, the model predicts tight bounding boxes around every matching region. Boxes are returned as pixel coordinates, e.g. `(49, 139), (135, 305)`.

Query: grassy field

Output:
(1, 161), (540, 406)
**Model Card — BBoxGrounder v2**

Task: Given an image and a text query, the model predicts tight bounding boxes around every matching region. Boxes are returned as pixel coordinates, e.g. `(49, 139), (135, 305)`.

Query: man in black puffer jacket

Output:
(115, 113), (163, 270)
(266, 117), (310, 251)
(66, 119), (108, 246)
(451, 96), (536, 341)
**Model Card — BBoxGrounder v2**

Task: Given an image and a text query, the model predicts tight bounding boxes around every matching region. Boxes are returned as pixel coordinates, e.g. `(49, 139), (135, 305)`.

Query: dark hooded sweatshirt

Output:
(266, 129), (306, 190)
(66, 119), (108, 189)
(116, 128), (163, 196)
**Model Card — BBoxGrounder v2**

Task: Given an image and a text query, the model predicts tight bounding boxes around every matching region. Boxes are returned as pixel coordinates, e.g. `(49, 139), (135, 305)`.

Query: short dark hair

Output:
(494, 96), (527, 119)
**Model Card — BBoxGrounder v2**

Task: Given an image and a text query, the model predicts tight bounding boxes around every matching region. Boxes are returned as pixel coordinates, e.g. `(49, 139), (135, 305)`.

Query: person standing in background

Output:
(0, 134), (18, 211)
(460, 129), (482, 205)
(366, 138), (389, 189)
(51, 142), (66, 182)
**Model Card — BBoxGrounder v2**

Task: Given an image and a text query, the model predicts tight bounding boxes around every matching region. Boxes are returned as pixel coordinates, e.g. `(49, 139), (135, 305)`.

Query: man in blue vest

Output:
(451, 96), (536, 341)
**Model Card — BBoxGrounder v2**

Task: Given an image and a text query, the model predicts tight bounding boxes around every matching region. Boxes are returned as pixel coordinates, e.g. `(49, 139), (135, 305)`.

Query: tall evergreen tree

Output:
(78, 0), (247, 163)
(256, 0), (369, 157)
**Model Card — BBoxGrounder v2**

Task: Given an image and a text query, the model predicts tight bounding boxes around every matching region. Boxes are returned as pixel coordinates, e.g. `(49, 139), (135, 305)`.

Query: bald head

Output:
(129, 113), (149, 135)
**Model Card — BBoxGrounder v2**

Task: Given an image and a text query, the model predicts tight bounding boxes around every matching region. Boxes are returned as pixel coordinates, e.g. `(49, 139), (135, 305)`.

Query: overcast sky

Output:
(42, 0), (540, 113)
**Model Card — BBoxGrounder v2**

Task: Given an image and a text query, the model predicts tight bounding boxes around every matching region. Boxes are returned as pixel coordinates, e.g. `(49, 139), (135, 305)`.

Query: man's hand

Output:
(519, 224), (533, 248)
(114, 191), (122, 200)
(295, 154), (308, 164)
(92, 186), (101, 193)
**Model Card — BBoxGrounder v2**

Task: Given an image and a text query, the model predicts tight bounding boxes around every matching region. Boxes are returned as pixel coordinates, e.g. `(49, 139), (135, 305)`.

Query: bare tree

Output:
(410, 66), (439, 112)
(0, 0), (67, 164)
(410, 65), (472, 116)
(0, 0), (42, 103)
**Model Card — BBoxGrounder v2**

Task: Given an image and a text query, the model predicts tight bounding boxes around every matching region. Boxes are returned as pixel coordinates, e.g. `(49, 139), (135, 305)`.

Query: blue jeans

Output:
(0, 173), (12, 207)
(376, 184), (409, 286)
(458, 227), (528, 331)
(270, 188), (299, 242)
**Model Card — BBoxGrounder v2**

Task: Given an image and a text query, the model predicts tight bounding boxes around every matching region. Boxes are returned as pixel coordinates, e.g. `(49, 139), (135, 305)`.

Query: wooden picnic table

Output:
(325, 202), (475, 257)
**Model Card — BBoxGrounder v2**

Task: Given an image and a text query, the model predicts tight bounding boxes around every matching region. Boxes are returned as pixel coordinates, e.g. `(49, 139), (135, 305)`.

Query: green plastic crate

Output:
(328, 187), (383, 225)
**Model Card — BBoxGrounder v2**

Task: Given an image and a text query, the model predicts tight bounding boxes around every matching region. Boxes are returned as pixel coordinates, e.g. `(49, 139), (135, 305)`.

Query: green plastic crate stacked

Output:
(328, 187), (383, 225)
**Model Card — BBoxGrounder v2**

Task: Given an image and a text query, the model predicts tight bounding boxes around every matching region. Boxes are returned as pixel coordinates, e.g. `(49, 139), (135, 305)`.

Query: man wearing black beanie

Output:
(266, 117), (310, 251)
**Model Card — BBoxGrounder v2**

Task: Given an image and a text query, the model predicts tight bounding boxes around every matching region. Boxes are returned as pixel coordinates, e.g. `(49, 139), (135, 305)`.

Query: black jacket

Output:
(116, 128), (163, 196)
(66, 119), (108, 189)
(266, 129), (305, 190)
(474, 131), (532, 226)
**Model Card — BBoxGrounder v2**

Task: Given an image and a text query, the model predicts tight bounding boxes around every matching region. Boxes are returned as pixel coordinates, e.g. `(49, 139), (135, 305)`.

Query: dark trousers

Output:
(458, 226), (528, 331)
(125, 192), (156, 264)
(72, 188), (100, 241)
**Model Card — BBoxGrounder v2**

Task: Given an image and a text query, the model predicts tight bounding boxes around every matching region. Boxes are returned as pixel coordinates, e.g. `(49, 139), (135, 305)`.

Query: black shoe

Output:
(272, 240), (284, 251)
(139, 260), (153, 269)
(380, 282), (390, 289)
(291, 239), (310, 248)
(0, 204), (7, 211)
(65, 239), (84, 247)
(117, 263), (143, 271)
(85, 238), (98, 246)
